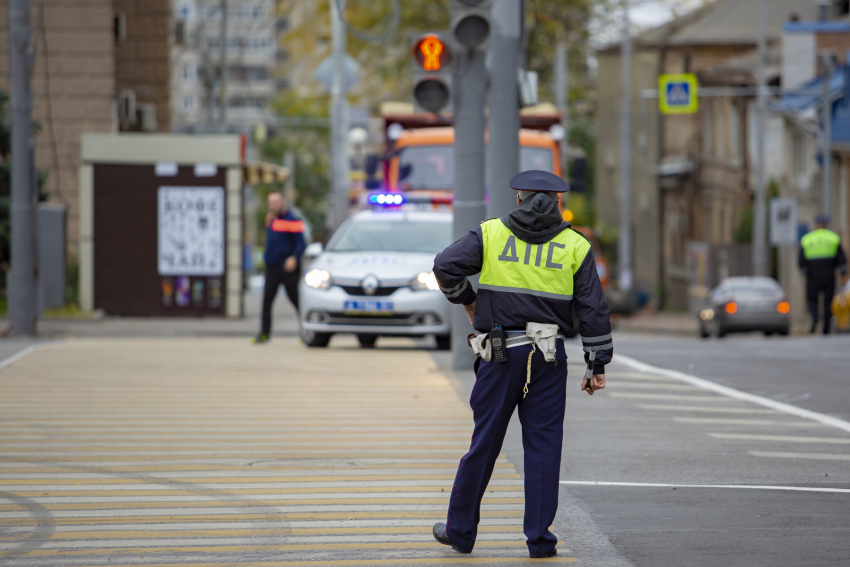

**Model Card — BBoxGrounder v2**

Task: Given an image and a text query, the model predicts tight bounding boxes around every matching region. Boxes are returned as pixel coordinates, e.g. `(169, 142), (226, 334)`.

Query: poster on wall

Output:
(158, 186), (225, 276)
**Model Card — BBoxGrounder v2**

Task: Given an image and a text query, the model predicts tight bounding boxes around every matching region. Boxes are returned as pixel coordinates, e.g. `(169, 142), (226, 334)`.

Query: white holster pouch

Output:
(467, 333), (492, 362)
(525, 323), (560, 363)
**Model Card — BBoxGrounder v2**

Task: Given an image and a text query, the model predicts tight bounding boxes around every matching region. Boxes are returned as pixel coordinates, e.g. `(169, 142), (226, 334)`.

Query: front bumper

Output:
(298, 282), (451, 336)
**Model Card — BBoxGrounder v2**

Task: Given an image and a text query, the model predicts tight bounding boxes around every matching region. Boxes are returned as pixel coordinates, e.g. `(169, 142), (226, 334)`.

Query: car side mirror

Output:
(304, 242), (324, 259)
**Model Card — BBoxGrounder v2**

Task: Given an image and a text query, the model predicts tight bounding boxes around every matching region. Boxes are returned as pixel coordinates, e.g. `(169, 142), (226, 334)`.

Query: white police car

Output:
(299, 209), (453, 348)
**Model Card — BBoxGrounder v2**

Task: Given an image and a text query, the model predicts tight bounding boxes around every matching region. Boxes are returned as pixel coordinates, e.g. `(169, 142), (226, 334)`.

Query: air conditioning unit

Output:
(138, 103), (158, 132)
(119, 89), (137, 125)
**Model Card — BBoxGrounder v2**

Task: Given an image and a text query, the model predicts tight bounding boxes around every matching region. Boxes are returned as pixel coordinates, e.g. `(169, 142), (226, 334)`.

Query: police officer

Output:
(430, 170), (612, 558)
(799, 214), (848, 334)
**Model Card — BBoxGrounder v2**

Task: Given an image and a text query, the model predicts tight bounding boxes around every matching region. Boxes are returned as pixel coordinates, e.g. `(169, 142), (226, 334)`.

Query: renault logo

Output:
(362, 275), (379, 296)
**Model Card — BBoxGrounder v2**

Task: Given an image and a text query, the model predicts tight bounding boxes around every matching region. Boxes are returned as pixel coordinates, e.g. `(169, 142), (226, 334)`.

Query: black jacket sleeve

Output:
(572, 249), (613, 374)
(432, 227), (482, 306)
(837, 243), (848, 275)
(798, 247), (808, 276)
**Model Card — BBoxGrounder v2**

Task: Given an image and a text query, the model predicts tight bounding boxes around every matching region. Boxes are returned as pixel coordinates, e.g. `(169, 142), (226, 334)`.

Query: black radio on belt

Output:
(490, 323), (508, 363)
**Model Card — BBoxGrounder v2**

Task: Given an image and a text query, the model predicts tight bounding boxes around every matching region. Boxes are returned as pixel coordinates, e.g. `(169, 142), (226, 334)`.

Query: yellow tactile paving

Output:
(0, 337), (573, 565)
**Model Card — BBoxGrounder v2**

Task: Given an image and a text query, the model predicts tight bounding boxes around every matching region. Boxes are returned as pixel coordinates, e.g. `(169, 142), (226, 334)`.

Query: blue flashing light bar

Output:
(368, 193), (406, 206)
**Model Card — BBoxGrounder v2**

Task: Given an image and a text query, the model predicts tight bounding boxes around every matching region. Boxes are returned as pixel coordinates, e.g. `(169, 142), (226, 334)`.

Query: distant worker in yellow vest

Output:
(430, 170), (612, 558)
(799, 215), (848, 334)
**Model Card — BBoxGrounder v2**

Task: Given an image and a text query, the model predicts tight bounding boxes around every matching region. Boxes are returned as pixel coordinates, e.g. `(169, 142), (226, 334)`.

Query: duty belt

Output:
(504, 329), (567, 348)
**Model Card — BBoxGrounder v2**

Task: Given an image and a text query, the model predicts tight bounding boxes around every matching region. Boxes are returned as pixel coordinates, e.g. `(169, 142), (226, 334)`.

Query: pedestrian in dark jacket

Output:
(253, 191), (305, 344)
(430, 170), (612, 558)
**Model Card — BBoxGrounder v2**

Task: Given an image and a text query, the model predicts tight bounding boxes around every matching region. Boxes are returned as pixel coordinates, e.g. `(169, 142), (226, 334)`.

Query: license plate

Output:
(344, 301), (394, 314)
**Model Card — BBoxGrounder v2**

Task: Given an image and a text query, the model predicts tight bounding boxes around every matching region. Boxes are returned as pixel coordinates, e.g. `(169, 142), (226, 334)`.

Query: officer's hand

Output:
(463, 301), (476, 326)
(284, 256), (298, 272)
(581, 374), (606, 395)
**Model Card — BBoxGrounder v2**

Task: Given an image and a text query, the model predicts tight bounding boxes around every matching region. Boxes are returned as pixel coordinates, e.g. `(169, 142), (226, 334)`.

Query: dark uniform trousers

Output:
(261, 264), (300, 336)
(806, 275), (835, 334)
(446, 340), (567, 558)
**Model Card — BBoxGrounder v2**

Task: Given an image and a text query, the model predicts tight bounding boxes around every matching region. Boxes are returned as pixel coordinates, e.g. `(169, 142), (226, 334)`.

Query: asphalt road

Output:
(437, 331), (850, 566)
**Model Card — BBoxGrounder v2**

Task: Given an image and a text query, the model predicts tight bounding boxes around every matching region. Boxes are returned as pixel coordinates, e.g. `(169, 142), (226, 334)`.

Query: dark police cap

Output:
(509, 170), (569, 193)
(815, 214), (830, 225)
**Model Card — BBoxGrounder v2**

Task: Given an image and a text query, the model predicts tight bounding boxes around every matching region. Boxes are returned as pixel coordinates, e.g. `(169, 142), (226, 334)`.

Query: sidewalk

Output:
(0, 290), (299, 339)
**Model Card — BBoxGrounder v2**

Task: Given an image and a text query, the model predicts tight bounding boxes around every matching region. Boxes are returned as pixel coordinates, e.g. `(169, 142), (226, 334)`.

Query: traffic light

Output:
(412, 33), (452, 114)
(450, 0), (491, 49)
(569, 157), (587, 194)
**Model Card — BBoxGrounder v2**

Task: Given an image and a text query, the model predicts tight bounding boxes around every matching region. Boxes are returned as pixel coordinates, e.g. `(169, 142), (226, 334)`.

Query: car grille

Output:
(339, 286), (402, 297)
(322, 311), (442, 326)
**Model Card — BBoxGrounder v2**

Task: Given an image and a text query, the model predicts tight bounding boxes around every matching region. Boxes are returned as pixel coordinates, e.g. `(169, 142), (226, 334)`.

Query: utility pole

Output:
(9, 0), (38, 336)
(618, 0), (632, 292)
(753, 0), (768, 277)
(283, 150), (296, 204)
(555, 39), (568, 181)
(452, 47), (488, 369)
(219, 0), (228, 126)
(821, 55), (833, 216)
(486, 0), (521, 219)
(329, 0), (350, 232)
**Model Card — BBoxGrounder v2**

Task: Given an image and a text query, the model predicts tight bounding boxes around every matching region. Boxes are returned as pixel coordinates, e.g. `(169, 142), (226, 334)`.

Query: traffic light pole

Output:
(9, 0), (38, 336)
(486, 0), (521, 219)
(452, 47), (487, 369)
(329, 0), (350, 232)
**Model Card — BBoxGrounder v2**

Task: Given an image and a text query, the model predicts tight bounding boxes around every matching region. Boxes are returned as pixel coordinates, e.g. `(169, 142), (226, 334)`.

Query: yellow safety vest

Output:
(801, 228), (841, 260)
(479, 219), (590, 300)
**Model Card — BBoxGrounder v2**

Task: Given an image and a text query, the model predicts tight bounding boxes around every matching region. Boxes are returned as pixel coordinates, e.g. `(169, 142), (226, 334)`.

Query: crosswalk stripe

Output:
(0, 337), (558, 564)
(709, 433), (850, 444)
(674, 417), (828, 427)
(749, 451), (850, 461)
(638, 404), (780, 414)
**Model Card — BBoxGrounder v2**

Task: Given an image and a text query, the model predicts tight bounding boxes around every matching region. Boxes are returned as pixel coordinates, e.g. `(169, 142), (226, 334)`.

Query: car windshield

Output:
(724, 281), (782, 296)
(398, 144), (554, 190)
(330, 220), (452, 254)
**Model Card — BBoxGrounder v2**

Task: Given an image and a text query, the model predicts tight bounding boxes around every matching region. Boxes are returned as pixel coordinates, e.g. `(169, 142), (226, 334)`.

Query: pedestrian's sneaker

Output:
(432, 522), (469, 554)
(251, 334), (269, 345)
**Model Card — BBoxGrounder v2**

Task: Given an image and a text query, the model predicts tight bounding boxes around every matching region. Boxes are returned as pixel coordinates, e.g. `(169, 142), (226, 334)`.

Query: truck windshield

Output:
(398, 146), (454, 190)
(398, 144), (553, 190)
(331, 220), (452, 254)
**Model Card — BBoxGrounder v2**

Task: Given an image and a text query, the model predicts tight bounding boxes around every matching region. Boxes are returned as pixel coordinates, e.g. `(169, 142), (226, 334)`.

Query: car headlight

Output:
(411, 271), (440, 291)
(304, 269), (331, 290)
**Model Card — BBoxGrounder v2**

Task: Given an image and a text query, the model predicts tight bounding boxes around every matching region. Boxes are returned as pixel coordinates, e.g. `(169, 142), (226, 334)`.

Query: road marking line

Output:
(0, 343), (50, 373)
(618, 354), (850, 434)
(0, 511), (526, 524)
(6, 487), (521, 497)
(36, 559), (575, 566)
(2, 526), (526, 540)
(749, 451), (850, 461)
(0, 473), (518, 485)
(639, 404), (780, 414)
(674, 417), (828, 427)
(609, 383), (700, 391)
(709, 433), (850, 444)
(559, 480), (850, 494)
(610, 393), (734, 401)
(0, 540), (538, 557)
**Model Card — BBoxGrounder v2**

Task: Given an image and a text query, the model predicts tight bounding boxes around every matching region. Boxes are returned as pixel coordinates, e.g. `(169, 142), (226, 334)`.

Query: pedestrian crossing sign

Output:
(659, 74), (699, 114)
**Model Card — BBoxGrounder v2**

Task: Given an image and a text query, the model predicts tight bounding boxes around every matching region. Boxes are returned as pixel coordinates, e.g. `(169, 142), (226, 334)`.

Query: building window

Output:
(180, 95), (195, 114)
(277, 16), (290, 33)
(114, 12), (127, 42)
(180, 62), (196, 83)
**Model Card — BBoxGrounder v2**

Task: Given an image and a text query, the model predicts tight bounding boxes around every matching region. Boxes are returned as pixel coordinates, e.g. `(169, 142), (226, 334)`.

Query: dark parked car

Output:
(699, 277), (791, 338)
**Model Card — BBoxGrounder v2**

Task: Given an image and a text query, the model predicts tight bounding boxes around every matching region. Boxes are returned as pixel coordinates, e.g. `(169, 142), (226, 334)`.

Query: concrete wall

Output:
(0, 0), (115, 258)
